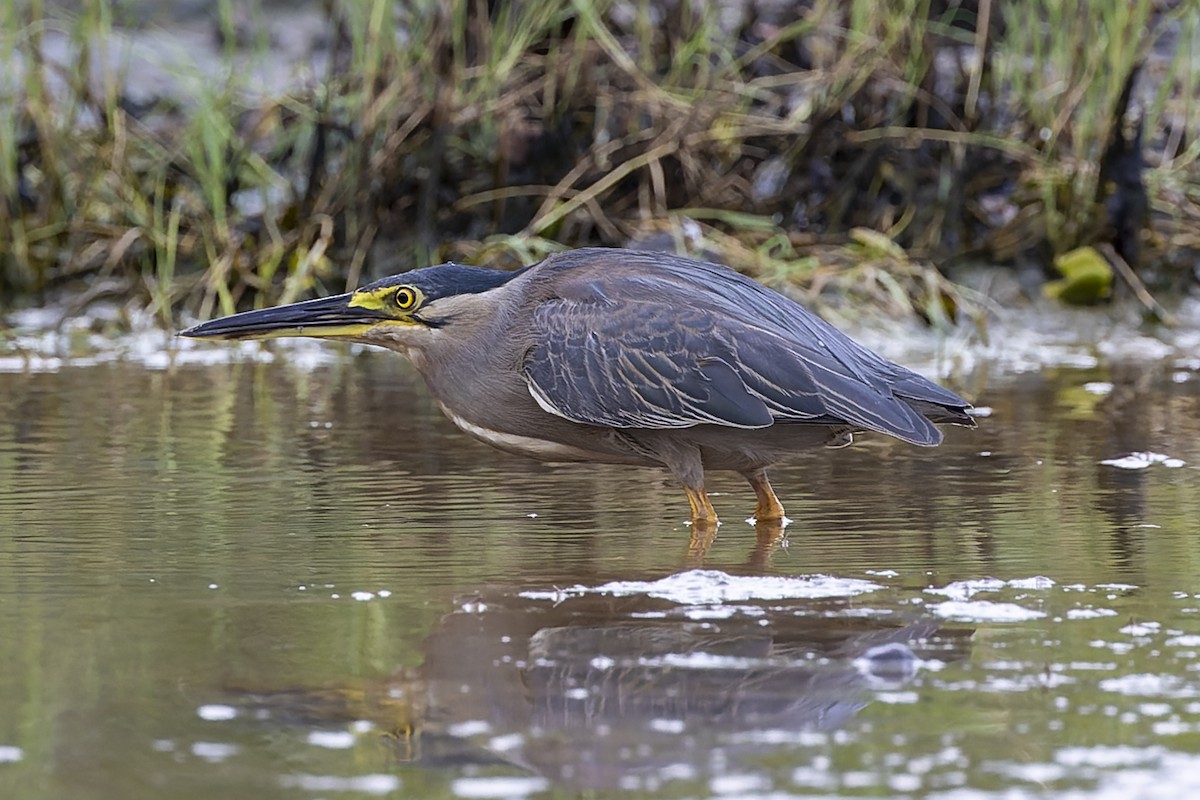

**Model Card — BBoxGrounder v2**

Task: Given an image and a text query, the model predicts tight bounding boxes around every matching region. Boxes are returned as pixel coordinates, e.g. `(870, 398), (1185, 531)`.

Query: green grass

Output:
(990, 0), (1197, 256)
(1, 0), (1197, 324)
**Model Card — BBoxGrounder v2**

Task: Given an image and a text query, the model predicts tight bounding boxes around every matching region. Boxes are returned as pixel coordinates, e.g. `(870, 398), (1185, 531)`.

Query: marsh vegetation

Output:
(1, 0), (1197, 328)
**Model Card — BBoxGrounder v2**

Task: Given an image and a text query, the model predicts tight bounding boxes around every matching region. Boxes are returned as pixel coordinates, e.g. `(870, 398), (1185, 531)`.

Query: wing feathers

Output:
(522, 263), (967, 444)
(525, 303), (778, 430)
(695, 358), (774, 428)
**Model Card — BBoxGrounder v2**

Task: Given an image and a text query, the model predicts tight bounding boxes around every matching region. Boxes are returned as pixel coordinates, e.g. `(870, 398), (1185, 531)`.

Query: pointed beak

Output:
(180, 293), (392, 341)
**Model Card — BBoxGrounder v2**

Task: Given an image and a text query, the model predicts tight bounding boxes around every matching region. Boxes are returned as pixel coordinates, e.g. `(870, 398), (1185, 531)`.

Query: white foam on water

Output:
(1138, 702), (1174, 717)
(1008, 576), (1056, 590)
(1100, 452), (1186, 470)
(446, 720), (492, 738)
(1166, 635), (1200, 647)
(928, 576), (1054, 601)
(1055, 744), (1166, 768)
(450, 776), (549, 798)
(0, 356), (65, 373)
(710, 773), (771, 794)
(280, 774), (401, 794)
(926, 577), (1005, 600)
(930, 600), (1046, 622)
(307, 730), (356, 749)
(978, 750), (1200, 800)
(874, 691), (920, 704)
(488, 733), (524, 752)
(196, 704), (237, 721)
(637, 652), (766, 670)
(988, 762), (1068, 784)
(1067, 608), (1119, 620)
(1098, 674), (1200, 698)
(191, 742), (239, 762)
(519, 569), (880, 604)
(682, 604), (766, 620)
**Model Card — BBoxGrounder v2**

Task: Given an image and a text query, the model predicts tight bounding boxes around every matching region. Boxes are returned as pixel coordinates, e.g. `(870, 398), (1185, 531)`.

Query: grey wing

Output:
(524, 302), (774, 429)
(727, 330), (943, 444)
(525, 297), (944, 444)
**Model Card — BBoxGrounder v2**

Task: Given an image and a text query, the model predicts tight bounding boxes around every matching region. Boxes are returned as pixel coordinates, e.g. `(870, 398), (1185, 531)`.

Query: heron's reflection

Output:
(687, 519), (789, 567)
(227, 575), (971, 790)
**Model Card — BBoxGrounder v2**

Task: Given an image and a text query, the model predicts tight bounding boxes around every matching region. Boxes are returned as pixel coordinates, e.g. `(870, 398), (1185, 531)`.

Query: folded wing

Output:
(523, 295), (954, 445)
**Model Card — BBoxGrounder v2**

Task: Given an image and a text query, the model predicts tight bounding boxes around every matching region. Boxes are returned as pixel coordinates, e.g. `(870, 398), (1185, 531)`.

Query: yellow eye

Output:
(394, 286), (418, 310)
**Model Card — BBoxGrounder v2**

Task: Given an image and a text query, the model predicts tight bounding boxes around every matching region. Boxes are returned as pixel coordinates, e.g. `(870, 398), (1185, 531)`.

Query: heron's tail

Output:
(904, 398), (977, 428)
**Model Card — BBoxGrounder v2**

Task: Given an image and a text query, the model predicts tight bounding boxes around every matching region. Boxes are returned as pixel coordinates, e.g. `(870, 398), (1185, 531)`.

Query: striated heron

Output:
(182, 248), (974, 526)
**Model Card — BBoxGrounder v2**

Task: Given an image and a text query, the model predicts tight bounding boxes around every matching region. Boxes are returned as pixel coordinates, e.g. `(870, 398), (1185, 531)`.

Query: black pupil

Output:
(398, 290), (412, 306)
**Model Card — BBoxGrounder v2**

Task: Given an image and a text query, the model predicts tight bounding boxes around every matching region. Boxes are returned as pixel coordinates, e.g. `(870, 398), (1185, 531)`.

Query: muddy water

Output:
(1, 351), (1199, 799)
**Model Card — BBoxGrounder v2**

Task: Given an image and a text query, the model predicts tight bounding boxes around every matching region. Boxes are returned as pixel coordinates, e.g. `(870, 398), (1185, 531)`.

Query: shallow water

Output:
(1, 351), (1200, 799)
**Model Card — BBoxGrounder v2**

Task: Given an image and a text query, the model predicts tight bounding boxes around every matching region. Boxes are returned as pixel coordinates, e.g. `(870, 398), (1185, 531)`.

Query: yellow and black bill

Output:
(180, 293), (388, 341)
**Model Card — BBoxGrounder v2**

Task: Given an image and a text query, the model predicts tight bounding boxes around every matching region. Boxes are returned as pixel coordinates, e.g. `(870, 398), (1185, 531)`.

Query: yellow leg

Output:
(743, 469), (786, 522)
(683, 485), (718, 525)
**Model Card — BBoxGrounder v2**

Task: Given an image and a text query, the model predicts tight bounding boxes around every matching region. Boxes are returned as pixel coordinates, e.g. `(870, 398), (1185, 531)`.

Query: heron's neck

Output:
(407, 295), (532, 427)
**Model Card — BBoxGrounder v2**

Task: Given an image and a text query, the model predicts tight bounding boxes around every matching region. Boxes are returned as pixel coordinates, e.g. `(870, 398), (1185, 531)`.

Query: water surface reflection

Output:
(227, 579), (972, 792)
(0, 353), (1199, 798)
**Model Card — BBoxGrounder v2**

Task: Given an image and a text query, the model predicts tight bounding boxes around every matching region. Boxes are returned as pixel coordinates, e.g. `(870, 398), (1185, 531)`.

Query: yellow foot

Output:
(743, 469), (786, 523)
(683, 485), (718, 526)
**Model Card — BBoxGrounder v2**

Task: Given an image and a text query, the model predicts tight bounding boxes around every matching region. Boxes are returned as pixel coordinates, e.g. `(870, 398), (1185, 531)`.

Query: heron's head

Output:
(181, 264), (522, 351)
